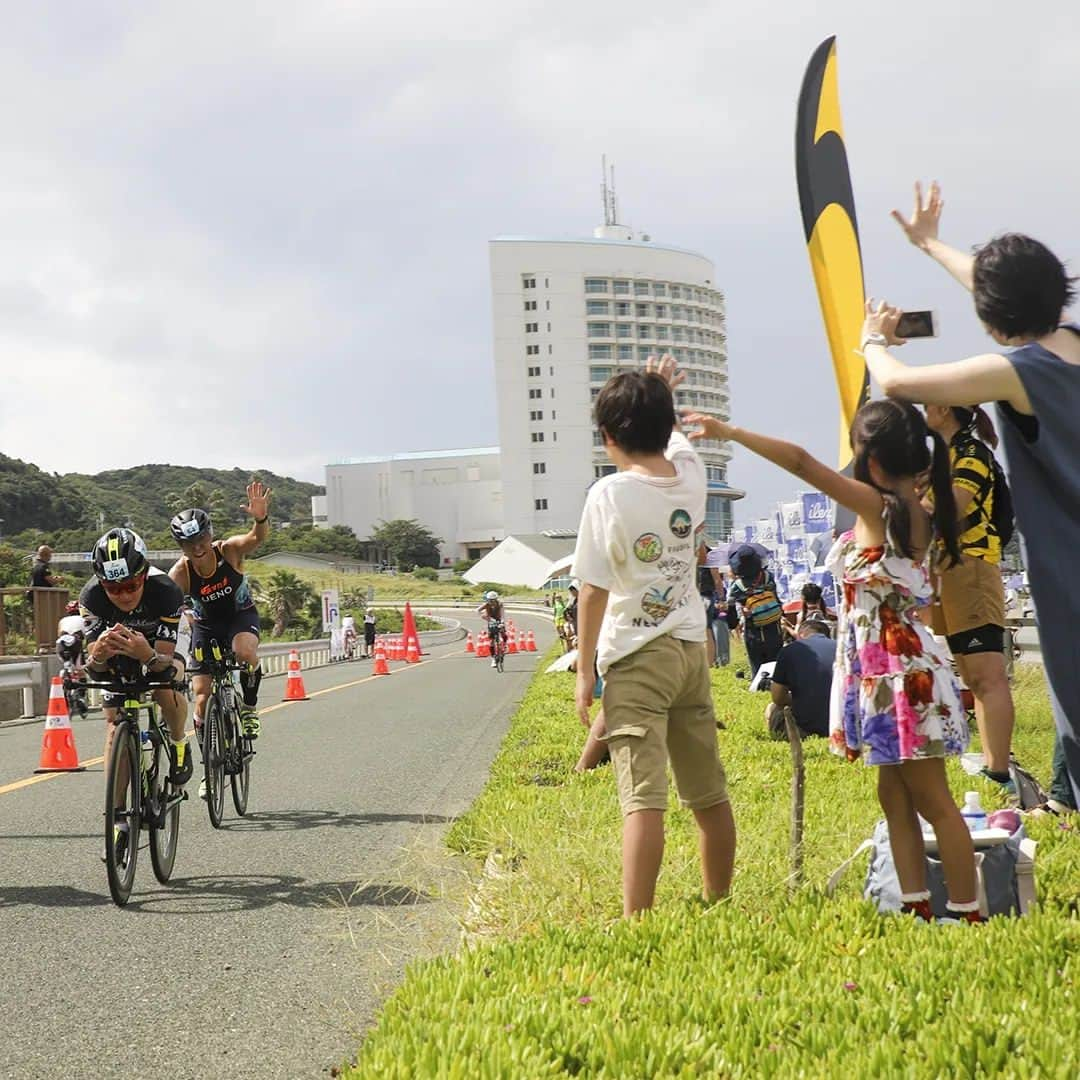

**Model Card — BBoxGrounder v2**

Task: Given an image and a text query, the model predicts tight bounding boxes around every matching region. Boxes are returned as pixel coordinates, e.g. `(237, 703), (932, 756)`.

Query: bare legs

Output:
(622, 800), (735, 917)
(878, 758), (976, 905)
(957, 651), (1014, 776)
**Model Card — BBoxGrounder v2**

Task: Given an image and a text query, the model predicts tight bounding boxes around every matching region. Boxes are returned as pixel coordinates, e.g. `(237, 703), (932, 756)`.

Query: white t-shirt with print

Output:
(571, 431), (707, 675)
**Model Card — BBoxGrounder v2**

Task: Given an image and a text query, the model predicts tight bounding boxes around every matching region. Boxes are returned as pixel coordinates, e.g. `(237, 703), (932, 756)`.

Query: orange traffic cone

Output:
(406, 637), (420, 664)
(35, 677), (84, 772)
(526, 630), (537, 652)
(283, 649), (309, 701)
(465, 631), (475, 653)
(372, 640), (390, 676)
(507, 632), (518, 655)
(477, 634), (490, 658)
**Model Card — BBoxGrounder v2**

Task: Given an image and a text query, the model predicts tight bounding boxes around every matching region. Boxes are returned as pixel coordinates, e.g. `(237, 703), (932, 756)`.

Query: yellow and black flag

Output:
(796, 36), (867, 471)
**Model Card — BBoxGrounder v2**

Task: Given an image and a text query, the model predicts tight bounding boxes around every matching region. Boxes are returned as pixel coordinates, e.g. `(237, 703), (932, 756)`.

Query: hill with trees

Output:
(0, 453), (323, 549)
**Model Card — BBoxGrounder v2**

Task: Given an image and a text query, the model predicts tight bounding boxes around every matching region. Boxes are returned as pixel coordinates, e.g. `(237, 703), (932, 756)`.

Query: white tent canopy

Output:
(464, 533), (577, 590)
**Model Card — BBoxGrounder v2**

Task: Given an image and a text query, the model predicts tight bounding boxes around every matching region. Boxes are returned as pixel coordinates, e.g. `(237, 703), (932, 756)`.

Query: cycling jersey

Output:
(185, 542), (255, 622)
(80, 570), (184, 684)
(480, 600), (504, 622)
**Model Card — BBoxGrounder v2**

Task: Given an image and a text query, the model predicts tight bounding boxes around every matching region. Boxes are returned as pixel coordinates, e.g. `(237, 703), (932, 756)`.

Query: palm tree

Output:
(264, 569), (313, 637)
(165, 482), (227, 520)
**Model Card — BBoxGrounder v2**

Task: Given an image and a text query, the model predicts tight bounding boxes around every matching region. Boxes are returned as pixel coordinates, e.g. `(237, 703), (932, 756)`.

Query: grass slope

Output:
(351, 650), (1079, 1079)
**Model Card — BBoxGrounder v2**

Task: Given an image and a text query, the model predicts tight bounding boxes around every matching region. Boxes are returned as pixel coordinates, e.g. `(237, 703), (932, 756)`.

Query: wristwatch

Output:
(861, 332), (889, 350)
(255, 515), (269, 524)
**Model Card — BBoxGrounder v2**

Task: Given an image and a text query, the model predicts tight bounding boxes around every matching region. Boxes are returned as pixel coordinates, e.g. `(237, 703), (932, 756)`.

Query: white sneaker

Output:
(198, 778), (207, 801)
(491, 658), (498, 668)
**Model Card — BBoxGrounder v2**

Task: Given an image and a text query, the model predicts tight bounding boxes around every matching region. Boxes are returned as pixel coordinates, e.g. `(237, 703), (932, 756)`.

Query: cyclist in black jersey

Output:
(81, 529), (192, 793)
(477, 591), (506, 668)
(169, 482), (271, 760)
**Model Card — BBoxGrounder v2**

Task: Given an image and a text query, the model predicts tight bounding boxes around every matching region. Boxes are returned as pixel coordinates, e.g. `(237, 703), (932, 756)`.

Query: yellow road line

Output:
(0, 648), (469, 797)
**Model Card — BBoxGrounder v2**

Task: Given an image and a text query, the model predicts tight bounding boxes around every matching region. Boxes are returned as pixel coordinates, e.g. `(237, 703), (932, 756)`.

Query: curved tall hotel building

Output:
(491, 220), (742, 540)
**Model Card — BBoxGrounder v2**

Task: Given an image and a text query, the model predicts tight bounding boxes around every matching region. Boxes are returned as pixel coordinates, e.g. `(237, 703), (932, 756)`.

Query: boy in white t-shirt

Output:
(571, 354), (735, 916)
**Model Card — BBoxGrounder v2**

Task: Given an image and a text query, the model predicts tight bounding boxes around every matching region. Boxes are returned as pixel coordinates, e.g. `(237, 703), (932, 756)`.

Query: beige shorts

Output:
(601, 635), (729, 815)
(932, 552), (1005, 637)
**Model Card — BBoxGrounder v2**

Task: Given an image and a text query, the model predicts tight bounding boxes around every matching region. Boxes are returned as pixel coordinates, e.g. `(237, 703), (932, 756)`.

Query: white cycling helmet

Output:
(485, 590), (499, 600)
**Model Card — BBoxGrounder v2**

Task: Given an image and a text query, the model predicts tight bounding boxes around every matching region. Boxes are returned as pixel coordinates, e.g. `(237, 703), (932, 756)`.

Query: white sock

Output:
(945, 899), (981, 913)
(901, 890), (931, 903)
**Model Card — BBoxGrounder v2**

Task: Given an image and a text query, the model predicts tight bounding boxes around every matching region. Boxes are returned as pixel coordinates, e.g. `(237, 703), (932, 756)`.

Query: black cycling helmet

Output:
(92, 528), (149, 582)
(170, 508), (212, 544)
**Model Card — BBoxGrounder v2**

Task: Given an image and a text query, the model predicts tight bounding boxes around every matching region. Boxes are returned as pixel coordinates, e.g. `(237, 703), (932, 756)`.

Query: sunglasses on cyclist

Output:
(101, 572), (147, 596)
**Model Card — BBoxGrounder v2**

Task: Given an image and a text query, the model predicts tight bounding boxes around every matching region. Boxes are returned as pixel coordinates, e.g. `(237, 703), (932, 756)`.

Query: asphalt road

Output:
(0, 611), (552, 1080)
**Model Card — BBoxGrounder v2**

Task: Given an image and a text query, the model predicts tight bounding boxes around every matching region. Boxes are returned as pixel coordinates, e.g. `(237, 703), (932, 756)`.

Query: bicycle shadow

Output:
(221, 808), (455, 833)
(0, 874), (430, 914)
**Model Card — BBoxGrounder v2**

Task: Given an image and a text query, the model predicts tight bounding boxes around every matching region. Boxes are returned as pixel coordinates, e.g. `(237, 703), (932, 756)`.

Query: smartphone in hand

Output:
(896, 310), (937, 339)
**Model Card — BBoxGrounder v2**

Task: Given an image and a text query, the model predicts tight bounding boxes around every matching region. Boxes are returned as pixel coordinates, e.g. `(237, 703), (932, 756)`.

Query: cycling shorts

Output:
(187, 609), (261, 674)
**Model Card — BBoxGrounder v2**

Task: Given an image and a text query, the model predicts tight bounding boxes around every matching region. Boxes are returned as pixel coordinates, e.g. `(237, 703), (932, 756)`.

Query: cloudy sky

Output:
(1, 1), (1076, 521)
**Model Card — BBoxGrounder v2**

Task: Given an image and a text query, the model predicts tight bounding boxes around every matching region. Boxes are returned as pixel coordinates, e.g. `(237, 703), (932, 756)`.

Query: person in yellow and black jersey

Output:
(925, 404), (1016, 795)
(80, 529), (192, 802)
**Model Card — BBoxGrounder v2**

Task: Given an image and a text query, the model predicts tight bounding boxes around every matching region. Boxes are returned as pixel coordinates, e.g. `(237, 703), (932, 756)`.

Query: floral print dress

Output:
(826, 530), (967, 766)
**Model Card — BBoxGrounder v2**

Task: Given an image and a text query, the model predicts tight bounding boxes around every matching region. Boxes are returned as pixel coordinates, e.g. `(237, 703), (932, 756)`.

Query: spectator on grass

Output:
(764, 619), (835, 739)
(727, 546), (783, 677)
(924, 403), (1016, 795)
(571, 355), (735, 917)
(870, 179), (1080, 806)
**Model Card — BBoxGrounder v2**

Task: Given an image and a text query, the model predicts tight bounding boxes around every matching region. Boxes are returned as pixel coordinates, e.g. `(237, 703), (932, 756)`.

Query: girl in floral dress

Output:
(687, 397), (981, 922)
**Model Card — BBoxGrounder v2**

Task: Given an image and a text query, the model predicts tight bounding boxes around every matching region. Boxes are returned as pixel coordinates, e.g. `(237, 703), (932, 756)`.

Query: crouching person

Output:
(572, 355), (736, 917)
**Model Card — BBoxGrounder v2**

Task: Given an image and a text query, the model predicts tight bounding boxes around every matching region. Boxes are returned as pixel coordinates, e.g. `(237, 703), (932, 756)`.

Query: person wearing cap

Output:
(727, 545), (784, 677)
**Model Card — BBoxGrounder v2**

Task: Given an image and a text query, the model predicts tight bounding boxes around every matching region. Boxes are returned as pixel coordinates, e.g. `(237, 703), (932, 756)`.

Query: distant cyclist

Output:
(168, 481), (271, 766)
(478, 590), (506, 668)
(56, 600), (89, 717)
(80, 529), (191, 798)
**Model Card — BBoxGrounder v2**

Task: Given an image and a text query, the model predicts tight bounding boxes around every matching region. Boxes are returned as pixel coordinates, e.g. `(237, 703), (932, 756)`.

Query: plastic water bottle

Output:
(140, 729), (153, 772)
(960, 790), (988, 833)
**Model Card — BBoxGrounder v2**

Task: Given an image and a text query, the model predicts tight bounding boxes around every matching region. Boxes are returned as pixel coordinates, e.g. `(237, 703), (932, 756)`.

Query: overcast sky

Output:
(2, 1), (1076, 522)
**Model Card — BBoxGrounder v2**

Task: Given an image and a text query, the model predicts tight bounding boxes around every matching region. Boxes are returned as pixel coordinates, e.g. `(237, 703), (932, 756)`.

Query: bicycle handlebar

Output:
(81, 677), (184, 695)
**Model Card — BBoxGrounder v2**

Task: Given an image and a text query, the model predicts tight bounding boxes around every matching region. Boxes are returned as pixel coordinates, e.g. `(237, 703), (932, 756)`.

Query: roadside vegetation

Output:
(350, 651), (1079, 1078)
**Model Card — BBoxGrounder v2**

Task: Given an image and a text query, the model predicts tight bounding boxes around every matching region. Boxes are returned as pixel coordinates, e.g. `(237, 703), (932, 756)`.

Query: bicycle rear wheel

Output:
(104, 724), (140, 907)
(149, 732), (181, 883)
(230, 708), (251, 816)
(204, 696), (227, 829)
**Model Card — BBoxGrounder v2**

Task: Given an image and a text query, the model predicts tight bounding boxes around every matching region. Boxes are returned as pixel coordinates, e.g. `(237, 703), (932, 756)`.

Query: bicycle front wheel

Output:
(149, 733), (181, 883)
(104, 724), (140, 907)
(230, 707), (251, 816)
(204, 696), (227, 829)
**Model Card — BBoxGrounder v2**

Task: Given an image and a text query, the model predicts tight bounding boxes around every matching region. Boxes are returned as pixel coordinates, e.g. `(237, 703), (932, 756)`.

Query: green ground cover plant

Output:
(351, 648), (1079, 1078)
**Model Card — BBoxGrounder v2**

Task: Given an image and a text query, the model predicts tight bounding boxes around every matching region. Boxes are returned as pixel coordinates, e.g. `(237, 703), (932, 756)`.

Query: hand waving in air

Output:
(242, 479), (272, 521)
(645, 352), (686, 393)
(891, 180), (944, 251)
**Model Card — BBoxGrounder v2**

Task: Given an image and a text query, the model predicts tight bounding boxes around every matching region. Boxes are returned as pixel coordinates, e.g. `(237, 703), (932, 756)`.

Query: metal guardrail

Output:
(0, 662), (41, 718)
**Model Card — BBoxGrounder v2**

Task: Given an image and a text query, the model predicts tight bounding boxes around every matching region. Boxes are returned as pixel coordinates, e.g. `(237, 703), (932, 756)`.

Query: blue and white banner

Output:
(786, 537), (808, 565)
(781, 500), (804, 537)
(802, 491), (831, 533)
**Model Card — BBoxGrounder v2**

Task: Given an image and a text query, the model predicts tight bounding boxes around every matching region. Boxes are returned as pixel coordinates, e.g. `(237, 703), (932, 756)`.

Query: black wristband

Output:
(255, 515), (269, 524)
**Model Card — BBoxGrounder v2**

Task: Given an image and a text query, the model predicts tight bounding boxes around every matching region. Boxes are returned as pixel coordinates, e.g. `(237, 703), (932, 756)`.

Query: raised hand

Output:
(645, 353), (686, 392)
(890, 180), (943, 251)
(242, 479), (272, 521)
(861, 299), (906, 348)
(683, 410), (734, 443)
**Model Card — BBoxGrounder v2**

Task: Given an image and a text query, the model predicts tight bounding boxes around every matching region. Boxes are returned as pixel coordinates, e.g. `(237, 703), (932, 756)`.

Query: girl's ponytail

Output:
(929, 429), (961, 567)
(952, 404), (999, 449)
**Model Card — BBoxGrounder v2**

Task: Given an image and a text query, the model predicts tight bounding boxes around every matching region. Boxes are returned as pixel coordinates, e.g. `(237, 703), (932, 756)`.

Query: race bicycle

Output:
(84, 673), (186, 907)
(489, 620), (507, 673)
(196, 639), (255, 829)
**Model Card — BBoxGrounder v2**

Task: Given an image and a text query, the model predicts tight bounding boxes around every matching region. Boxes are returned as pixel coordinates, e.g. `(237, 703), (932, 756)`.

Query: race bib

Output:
(101, 559), (130, 581)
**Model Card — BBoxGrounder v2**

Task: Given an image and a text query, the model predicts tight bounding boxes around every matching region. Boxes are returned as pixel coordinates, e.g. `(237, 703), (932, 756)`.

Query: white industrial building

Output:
(325, 182), (743, 564)
(325, 447), (503, 566)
